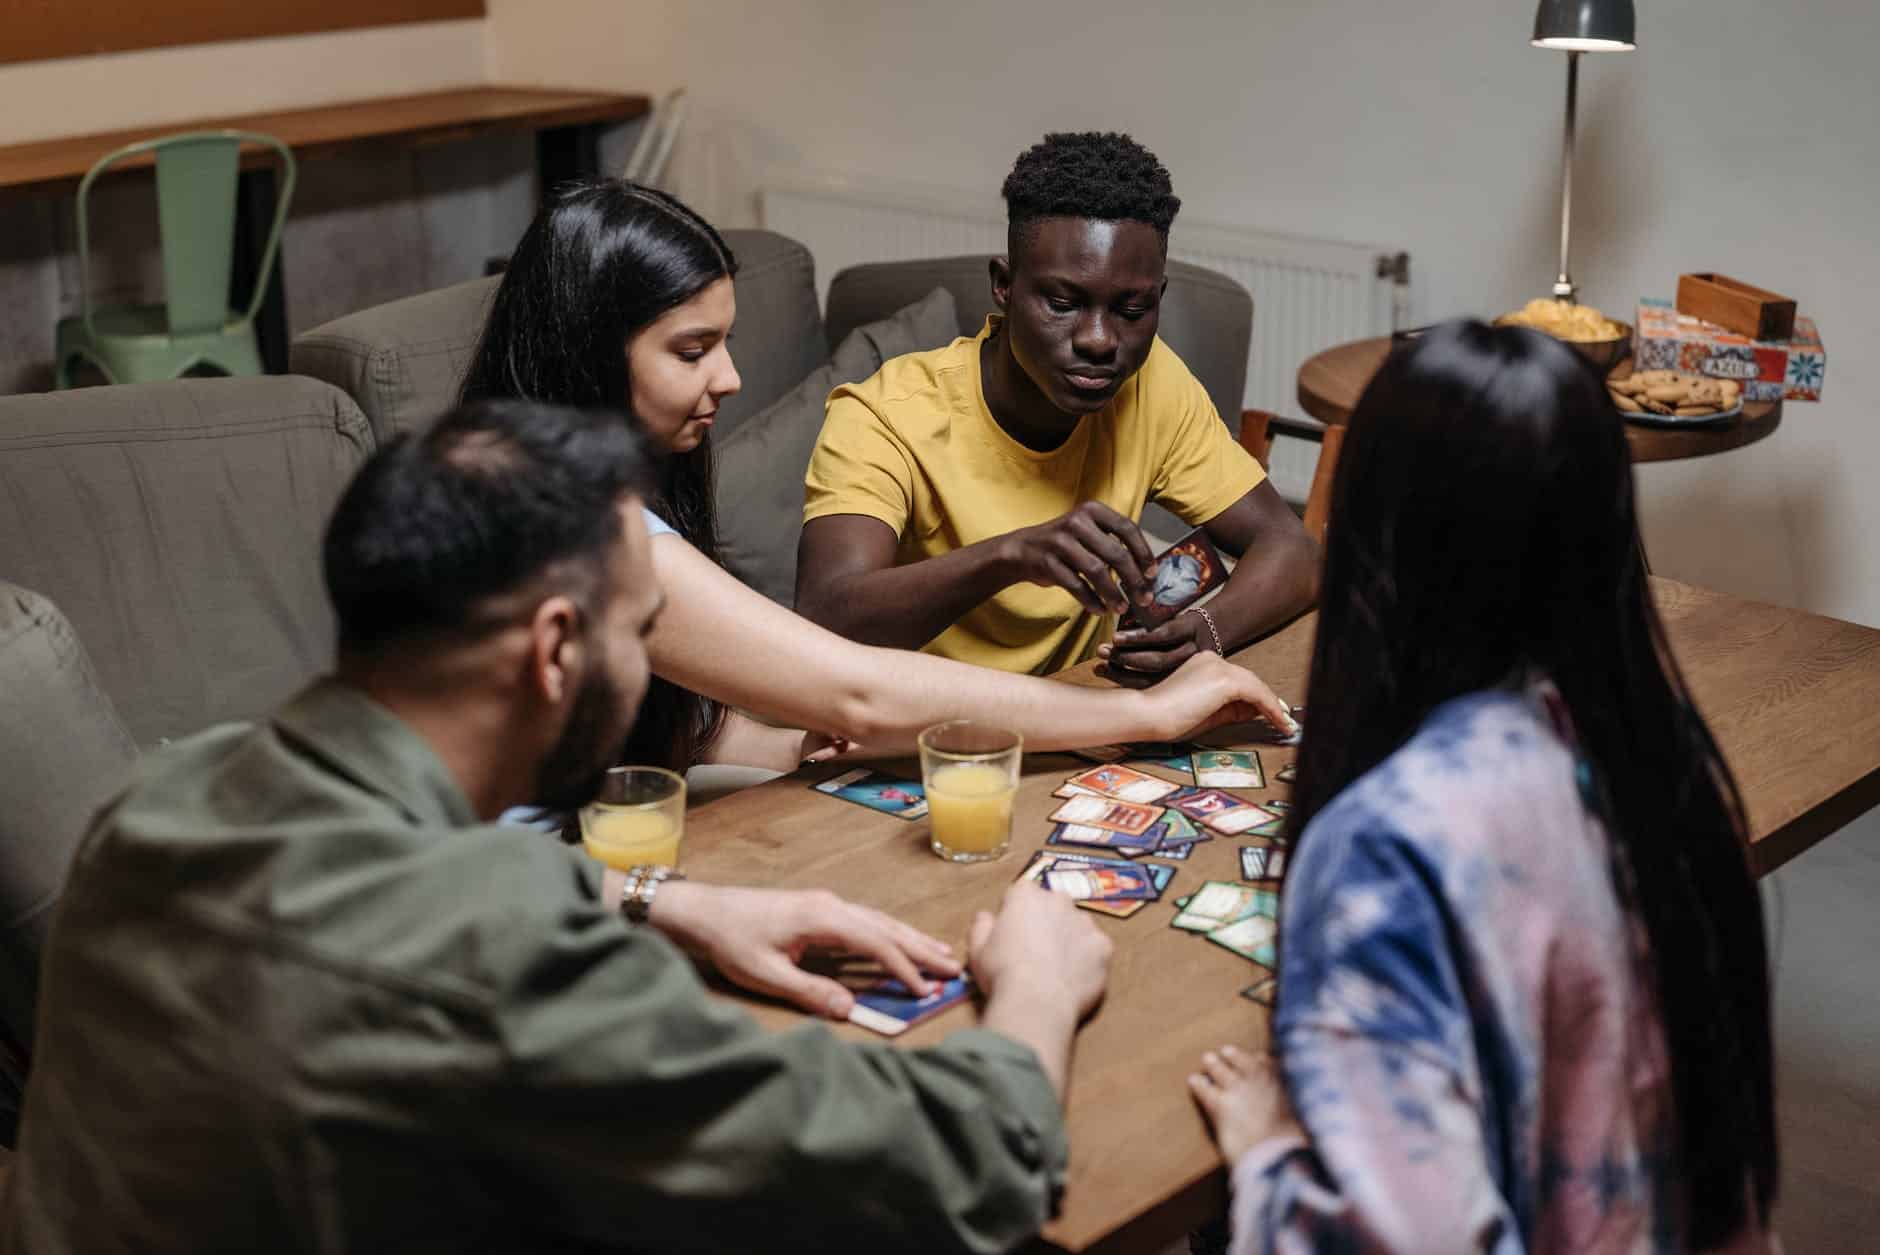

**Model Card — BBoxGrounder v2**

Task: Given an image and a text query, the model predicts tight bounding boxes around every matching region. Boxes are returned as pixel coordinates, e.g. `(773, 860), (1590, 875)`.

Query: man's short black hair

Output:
(323, 399), (655, 653)
(1001, 132), (1181, 252)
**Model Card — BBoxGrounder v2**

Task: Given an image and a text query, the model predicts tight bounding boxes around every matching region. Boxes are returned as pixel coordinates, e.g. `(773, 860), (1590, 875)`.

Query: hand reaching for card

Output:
(647, 883), (960, 1020)
(1134, 653), (1295, 744)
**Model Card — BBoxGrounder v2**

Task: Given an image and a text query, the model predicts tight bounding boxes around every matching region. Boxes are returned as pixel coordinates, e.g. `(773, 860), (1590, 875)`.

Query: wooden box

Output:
(1676, 273), (1797, 342)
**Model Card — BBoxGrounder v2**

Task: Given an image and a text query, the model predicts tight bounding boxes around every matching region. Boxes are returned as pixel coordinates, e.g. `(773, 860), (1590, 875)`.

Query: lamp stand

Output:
(1553, 50), (1580, 301)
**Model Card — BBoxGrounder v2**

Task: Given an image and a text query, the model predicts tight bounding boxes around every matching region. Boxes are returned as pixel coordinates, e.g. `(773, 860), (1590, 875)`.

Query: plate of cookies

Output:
(1607, 370), (1743, 426)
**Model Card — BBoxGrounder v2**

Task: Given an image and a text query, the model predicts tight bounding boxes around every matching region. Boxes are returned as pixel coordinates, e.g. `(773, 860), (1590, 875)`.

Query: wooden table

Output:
(0, 85), (650, 373)
(681, 576), (1880, 1253)
(1297, 336), (1783, 463)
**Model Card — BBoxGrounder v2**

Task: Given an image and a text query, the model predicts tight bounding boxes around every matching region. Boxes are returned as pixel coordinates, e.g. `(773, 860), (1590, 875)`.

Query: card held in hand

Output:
(1123, 526), (1229, 629)
(848, 976), (974, 1037)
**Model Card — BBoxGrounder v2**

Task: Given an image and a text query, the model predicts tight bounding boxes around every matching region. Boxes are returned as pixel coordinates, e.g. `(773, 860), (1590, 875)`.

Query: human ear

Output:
(989, 255), (1013, 313)
(529, 595), (585, 706)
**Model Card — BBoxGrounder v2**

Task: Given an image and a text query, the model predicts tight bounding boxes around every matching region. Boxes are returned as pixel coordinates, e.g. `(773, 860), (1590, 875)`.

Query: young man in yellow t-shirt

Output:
(795, 132), (1318, 676)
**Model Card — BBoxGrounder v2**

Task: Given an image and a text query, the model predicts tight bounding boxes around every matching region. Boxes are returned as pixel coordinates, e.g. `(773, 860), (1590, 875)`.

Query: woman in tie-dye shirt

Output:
(1191, 321), (1779, 1253)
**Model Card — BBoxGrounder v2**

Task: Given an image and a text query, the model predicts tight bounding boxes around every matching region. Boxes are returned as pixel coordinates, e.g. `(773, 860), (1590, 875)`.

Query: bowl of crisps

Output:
(1495, 298), (1633, 375)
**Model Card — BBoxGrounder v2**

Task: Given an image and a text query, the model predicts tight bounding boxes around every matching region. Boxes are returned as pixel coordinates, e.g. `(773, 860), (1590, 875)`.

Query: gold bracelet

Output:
(1183, 606), (1225, 656)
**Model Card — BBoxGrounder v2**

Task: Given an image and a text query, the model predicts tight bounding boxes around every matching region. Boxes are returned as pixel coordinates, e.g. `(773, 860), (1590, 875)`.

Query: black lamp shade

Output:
(1532, 0), (1636, 50)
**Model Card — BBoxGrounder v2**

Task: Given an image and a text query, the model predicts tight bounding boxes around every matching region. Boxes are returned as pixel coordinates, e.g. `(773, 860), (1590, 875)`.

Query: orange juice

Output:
(927, 762), (1015, 857)
(580, 806), (682, 870)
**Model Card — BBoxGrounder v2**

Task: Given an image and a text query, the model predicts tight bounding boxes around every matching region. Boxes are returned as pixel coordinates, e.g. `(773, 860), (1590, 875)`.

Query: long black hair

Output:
(1285, 319), (1776, 1247)
(461, 179), (737, 770)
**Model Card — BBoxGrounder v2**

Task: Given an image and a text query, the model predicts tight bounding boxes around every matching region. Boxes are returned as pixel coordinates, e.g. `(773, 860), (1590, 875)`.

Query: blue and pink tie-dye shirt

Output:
(1229, 682), (1776, 1253)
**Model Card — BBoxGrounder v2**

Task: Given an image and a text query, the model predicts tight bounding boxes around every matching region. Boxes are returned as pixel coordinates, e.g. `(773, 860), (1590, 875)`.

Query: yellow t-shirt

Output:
(803, 315), (1265, 675)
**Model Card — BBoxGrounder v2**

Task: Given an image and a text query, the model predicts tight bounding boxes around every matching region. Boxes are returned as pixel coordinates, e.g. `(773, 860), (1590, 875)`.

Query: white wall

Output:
(488, 0), (1880, 628)
(0, 21), (487, 145)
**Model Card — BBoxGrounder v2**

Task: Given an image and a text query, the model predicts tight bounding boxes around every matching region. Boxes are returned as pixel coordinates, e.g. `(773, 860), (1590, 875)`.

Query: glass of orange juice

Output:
(579, 766), (685, 870)
(918, 721), (1022, 863)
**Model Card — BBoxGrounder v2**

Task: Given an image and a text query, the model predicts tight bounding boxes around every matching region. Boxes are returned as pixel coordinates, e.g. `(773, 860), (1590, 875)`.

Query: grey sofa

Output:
(0, 373), (373, 1136)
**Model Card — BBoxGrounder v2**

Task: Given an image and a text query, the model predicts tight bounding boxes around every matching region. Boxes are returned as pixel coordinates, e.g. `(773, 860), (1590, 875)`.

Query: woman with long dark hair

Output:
(462, 180), (1294, 771)
(1188, 320), (1777, 1251)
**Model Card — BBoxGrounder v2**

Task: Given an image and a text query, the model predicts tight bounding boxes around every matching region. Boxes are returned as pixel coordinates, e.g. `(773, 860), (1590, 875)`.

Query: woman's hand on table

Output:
(1116, 651), (1295, 743)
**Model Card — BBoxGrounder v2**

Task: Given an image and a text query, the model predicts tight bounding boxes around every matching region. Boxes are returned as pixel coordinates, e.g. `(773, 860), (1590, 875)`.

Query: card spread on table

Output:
(1164, 787), (1252, 822)
(1123, 526), (1229, 629)
(1079, 860), (1175, 916)
(1066, 763), (1182, 804)
(812, 768), (928, 820)
(1047, 821), (1153, 851)
(847, 975), (974, 1037)
(1192, 749), (1265, 789)
(1044, 864), (1158, 902)
(1052, 781), (1106, 800)
(1239, 844), (1289, 879)
(1207, 914), (1279, 966)
(1171, 881), (1277, 932)
(1048, 794), (1161, 836)
(1141, 839), (1193, 861)
(1020, 851), (1173, 916)
(1203, 803), (1285, 836)
(1240, 845), (1270, 880)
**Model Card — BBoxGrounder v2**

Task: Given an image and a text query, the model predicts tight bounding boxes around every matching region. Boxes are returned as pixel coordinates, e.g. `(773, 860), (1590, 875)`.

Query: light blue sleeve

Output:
(641, 507), (677, 538)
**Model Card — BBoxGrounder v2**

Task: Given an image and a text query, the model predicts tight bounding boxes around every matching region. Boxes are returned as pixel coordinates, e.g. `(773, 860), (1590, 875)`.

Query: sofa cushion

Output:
(290, 274), (498, 445)
(0, 585), (136, 1067)
(290, 229), (825, 447)
(716, 286), (957, 605)
(0, 377), (372, 745)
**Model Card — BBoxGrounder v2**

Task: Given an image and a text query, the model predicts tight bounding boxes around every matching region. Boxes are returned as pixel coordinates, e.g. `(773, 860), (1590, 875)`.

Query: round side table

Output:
(1296, 337), (1782, 463)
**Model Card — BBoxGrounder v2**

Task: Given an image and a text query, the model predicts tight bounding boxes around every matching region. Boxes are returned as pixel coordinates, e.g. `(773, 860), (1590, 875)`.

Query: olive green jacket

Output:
(4, 681), (1066, 1253)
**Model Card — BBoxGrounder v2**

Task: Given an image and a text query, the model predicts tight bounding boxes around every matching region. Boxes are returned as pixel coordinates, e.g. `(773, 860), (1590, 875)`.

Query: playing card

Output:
(1240, 977), (1279, 1007)
(1171, 881), (1277, 932)
(1265, 848), (1288, 878)
(1164, 787), (1250, 822)
(1245, 812), (1287, 838)
(1144, 840), (1194, 861)
(813, 768), (928, 820)
(1075, 860), (1177, 917)
(848, 975), (974, 1037)
(1048, 794), (1161, 836)
(1207, 914), (1279, 966)
(1047, 822), (1153, 851)
(1248, 706), (1305, 746)
(1192, 750), (1265, 789)
(1066, 763), (1181, 804)
(1203, 803), (1284, 837)
(1053, 782), (1106, 799)
(1044, 865), (1158, 902)
(1123, 527), (1229, 629)
(1240, 845), (1270, 880)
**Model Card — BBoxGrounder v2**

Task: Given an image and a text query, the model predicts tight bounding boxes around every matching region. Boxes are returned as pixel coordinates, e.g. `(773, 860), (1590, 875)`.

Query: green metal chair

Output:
(54, 130), (296, 388)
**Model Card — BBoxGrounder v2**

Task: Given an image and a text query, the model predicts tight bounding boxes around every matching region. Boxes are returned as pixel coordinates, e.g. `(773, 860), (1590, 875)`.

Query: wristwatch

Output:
(620, 865), (685, 924)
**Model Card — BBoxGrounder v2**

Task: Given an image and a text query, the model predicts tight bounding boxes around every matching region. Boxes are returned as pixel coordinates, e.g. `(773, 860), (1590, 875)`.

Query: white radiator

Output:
(760, 173), (1410, 505)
